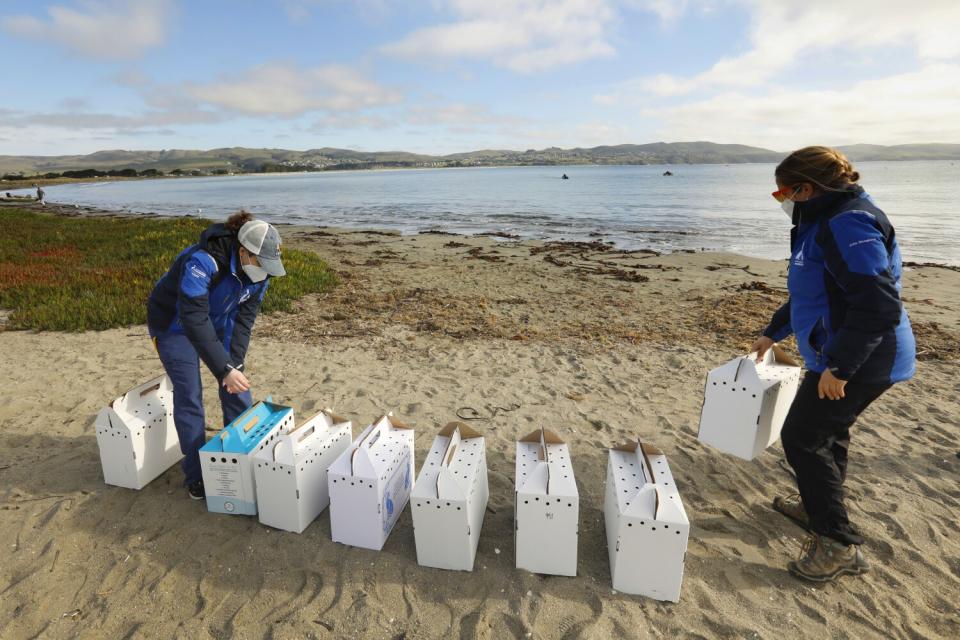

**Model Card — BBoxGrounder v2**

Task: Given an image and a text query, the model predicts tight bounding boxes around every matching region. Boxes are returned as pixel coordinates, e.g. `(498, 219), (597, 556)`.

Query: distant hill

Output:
(1, 142), (957, 176)
(837, 143), (960, 161)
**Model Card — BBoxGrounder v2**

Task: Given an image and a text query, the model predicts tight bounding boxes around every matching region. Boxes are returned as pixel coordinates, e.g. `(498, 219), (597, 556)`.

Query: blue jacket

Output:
(763, 186), (915, 385)
(147, 223), (269, 379)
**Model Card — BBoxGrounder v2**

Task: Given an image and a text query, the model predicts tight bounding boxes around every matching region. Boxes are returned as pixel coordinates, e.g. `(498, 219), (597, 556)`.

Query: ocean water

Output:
(30, 161), (959, 264)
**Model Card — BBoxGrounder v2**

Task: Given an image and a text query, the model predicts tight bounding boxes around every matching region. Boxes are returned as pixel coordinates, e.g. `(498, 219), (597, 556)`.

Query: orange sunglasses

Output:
(771, 185), (799, 203)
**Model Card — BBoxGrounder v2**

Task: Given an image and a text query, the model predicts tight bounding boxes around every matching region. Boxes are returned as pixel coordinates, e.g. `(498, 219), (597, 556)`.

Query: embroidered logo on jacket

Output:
(793, 243), (806, 268)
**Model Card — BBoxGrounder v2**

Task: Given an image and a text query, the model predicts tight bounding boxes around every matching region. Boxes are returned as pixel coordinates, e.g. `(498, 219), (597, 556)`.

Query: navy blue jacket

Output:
(763, 186), (915, 385)
(147, 223), (269, 379)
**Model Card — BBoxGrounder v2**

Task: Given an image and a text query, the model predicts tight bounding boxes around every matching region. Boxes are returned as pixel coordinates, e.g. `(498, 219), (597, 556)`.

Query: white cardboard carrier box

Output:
(411, 422), (489, 571)
(95, 374), (182, 489)
(328, 413), (415, 550)
(199, 399), (293, 516)
(515, 427), (579, 576)
(254, 409), (353, 533)
(604, 439), (689, 602)
(698, 346), (802, 460)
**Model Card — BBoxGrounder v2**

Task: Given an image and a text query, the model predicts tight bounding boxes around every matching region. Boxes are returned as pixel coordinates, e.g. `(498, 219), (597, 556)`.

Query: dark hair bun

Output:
(225, 210), (254, 233)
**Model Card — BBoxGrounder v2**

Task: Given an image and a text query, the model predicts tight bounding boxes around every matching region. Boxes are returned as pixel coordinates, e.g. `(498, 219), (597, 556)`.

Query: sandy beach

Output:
(1, 208), (958, 639)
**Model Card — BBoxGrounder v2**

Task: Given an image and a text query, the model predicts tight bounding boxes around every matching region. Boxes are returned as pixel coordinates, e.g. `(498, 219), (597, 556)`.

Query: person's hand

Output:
(751, 336), (775, 362)
(223, 368), (250, 394)
(818, 369), (847, 400)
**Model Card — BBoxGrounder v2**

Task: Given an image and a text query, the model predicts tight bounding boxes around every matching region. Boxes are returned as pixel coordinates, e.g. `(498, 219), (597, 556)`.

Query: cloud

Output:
(308, 113), (393, 132)
(405, 103), (527, 127)
(12, 108), (223, 132)
(186, 63), (402, 116)
(644, 63), (960, 148)
(381, 0), (618, 73)
(609, 0), (960, 98)
(281, 0), (391, 22)
(621, 0), (696, 24)
(1, 0), (174, 60)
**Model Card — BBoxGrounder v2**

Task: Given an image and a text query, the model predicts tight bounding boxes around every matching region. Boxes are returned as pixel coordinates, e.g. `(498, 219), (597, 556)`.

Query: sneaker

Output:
(788, 534), (870, 582)
(187, 480), (205, 500)
(773, 494), (810, 529)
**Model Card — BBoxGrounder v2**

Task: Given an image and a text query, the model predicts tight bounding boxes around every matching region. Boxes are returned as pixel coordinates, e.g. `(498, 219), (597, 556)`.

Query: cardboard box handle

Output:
(639, 439), (656, 486)
(139, 382), (161, 397)
(241, 415), (260, 433)
(296, 425), (315, 443)
(230, 402), (261, 431)
(733, 357), (750, 382)
(351, 415), (391, 475)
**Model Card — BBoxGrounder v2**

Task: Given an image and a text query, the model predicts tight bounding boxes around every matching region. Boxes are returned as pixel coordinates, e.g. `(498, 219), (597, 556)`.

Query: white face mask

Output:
(240, 251), (268, 282)
(242, 263), (268, 283)
(780, 198), (795, 219)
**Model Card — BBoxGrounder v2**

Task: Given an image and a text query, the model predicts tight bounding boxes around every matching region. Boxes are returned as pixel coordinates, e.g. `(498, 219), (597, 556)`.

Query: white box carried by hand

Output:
(604, 439), (689, 602)
(200, 399), (293, 516)
(95, 374), (182, 489)
(412, 422), (489, 571)
(328, 413), (415, 550)
(254, 408), (353, 533)
(515, 427), (579, 576)
(698, 346), (801, 460)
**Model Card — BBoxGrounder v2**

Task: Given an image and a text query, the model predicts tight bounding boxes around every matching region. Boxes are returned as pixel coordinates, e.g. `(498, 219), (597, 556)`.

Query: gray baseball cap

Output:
(238, 220), (286, 277)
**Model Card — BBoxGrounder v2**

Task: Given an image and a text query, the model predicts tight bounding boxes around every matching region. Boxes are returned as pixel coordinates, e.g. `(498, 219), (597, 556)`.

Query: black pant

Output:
(781, 371), (891, 546)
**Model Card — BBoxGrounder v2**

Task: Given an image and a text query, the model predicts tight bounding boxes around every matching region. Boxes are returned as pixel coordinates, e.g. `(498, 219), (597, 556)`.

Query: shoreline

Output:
(5, 199), (959, 271)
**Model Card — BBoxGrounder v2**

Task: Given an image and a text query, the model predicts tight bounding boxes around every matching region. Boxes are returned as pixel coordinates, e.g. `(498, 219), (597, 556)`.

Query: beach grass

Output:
(0, 208), (335, 331)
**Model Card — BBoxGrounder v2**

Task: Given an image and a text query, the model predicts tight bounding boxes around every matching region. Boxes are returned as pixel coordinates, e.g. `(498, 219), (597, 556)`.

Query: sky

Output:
(1, 0), (959, 156)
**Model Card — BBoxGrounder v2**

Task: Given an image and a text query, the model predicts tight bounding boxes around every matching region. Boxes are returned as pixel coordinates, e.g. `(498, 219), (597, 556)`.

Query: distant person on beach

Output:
(34, 184), (45, 205)
(752, 146), (916, 582)
(147, 211), (286, 499)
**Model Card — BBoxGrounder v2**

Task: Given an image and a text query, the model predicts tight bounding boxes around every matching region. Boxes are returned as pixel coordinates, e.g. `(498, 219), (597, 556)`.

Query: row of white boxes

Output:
(95, 348), (801, 602)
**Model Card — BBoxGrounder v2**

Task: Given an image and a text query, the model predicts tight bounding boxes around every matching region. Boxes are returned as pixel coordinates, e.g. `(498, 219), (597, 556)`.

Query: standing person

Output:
(147, 211), (285, 499)
(752, 146), (915, 582)
(34, 184), (45, 205)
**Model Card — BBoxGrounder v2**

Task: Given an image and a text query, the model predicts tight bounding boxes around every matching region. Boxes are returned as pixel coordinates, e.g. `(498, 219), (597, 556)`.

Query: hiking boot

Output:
(187, 480), (205, 500)
(773, 494), (810, 529)
(788, 534), (869, 582)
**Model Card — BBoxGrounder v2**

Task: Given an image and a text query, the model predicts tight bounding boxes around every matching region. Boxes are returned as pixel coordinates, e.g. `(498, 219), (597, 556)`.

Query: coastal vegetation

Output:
(0, 209), (335, 331)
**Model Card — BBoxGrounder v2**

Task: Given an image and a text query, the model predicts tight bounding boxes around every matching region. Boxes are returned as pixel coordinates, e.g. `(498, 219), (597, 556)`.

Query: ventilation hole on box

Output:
(628, 523), (632, 527)
(221, 457), (226, 463)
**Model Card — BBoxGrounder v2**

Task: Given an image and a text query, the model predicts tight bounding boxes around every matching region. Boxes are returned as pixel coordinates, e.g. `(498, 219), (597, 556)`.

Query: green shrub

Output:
(0, 209), (335, 331)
